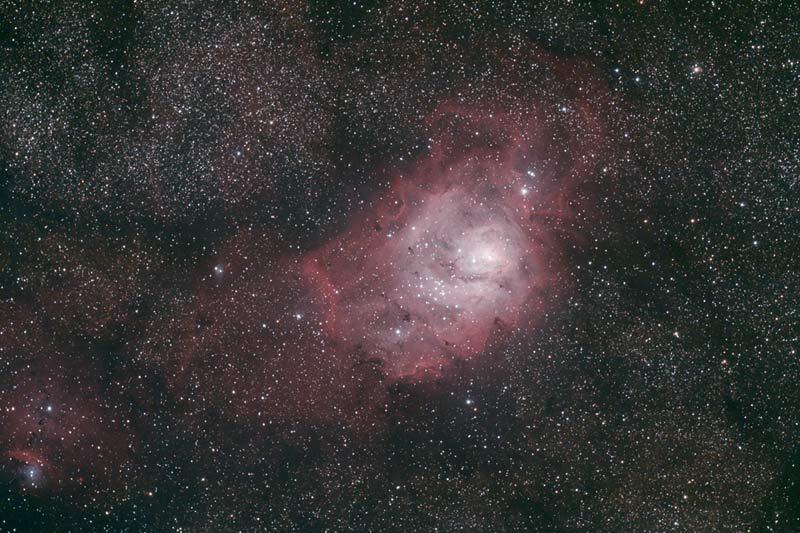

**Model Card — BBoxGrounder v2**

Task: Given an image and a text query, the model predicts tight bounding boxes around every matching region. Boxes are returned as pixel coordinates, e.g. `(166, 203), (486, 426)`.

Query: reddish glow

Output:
(304, 100), (604, 378)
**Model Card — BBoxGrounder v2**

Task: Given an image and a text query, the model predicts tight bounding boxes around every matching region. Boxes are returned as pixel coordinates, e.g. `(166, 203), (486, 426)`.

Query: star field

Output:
(0, 1), (798, 531)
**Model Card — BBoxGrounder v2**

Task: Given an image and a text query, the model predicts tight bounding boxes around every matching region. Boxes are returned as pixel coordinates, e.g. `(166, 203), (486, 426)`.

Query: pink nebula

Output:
(304, 100), (604, 377)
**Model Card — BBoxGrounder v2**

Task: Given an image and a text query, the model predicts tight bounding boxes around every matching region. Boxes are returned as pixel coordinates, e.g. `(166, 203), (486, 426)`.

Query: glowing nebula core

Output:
(303, 104), (585, 377)
(309, 186), (534, 376)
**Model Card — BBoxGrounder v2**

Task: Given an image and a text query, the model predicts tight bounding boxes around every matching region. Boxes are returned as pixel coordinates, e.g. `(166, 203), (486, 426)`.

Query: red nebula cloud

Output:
(304, 98), (606, 378)
(136, 227), (386, 429)
(0, 362), (137, 493)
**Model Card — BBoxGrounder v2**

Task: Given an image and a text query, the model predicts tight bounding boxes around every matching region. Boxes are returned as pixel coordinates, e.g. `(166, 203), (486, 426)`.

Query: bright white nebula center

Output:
(342, 186), (532, 375)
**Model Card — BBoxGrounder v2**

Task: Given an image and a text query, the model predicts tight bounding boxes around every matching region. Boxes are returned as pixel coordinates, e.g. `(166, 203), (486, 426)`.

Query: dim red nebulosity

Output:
(137, 227), (386, 430)
(304, 94), (607, 379)
(0, 351), (137, 495)
(0, 46), (611, 509)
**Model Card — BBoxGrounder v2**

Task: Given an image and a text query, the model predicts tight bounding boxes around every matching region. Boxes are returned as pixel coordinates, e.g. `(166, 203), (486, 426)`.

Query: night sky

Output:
(1, 1), (799, 531)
